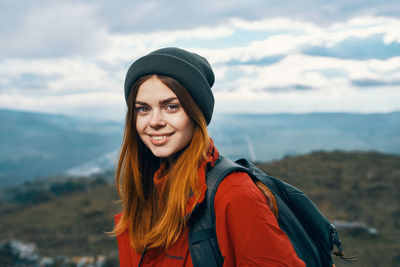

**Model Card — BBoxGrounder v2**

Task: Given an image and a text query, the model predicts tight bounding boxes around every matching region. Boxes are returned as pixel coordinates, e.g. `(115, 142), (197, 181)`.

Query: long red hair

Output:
(112, 74), (210, 253)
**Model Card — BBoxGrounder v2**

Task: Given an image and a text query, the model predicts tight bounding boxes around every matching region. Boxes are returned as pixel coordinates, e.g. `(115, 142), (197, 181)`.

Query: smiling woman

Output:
(134, 75), (195, 159)
(111, 47), (306, 267)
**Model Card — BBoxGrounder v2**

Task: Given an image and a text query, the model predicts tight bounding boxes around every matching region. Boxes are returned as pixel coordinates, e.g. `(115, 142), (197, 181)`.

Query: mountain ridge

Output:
(1, 108), (399, 187)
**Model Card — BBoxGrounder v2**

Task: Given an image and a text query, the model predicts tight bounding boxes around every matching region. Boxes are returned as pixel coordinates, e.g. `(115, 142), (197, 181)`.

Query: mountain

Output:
(1, 108), (399, 187)
(0, 109), (123, 187)
(209, 112), (400, 161)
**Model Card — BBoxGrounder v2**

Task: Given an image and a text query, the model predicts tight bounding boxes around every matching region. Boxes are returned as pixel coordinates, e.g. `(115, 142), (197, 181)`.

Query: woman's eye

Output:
(166, 104), (179, 111)
(135, 106), (150, 113)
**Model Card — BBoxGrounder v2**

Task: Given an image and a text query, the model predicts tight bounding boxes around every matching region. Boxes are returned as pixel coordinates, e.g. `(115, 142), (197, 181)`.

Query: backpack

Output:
(188, 156), (355, 267)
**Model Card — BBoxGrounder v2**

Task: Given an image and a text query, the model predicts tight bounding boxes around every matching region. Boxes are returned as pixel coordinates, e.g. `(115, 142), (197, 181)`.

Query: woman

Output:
(113, 47), (305, 266)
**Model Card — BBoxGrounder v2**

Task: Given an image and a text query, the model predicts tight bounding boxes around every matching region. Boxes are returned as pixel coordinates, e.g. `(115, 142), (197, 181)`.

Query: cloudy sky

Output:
(1, 0), (399, 121)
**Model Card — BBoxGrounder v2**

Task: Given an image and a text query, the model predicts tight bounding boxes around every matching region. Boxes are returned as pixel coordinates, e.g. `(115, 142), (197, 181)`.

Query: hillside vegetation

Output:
(0, 151), (399, 266)
(257, 151), (400, 267)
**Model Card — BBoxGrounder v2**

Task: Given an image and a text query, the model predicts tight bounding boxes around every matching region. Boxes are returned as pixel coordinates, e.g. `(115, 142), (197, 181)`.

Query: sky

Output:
(1, 0), (400, 121)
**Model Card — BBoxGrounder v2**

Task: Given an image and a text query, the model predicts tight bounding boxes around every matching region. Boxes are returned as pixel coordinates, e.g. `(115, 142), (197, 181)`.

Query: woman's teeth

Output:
(151, 135), (168, 140)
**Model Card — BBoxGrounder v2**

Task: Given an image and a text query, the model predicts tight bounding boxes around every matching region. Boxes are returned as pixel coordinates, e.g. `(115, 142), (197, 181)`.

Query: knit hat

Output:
(124, 47), (215, 124)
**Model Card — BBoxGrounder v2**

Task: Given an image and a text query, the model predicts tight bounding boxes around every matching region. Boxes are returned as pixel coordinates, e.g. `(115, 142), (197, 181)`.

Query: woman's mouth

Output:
(149, 134), (173, 145)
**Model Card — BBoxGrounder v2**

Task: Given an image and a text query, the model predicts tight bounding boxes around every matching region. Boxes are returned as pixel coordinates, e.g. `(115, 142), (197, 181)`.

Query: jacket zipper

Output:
(138, 246), (147, 267)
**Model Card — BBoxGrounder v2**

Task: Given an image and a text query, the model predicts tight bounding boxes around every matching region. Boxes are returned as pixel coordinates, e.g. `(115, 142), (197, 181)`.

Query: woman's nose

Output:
(149, 109), (166, 128)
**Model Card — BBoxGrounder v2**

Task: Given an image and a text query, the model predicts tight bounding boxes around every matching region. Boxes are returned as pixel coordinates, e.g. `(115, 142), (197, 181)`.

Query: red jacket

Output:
(115, 145), (305, 267)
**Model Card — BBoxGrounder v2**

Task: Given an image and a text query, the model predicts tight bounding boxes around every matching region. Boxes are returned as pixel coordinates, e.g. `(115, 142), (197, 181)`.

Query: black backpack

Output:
(188, 156), (355, 267)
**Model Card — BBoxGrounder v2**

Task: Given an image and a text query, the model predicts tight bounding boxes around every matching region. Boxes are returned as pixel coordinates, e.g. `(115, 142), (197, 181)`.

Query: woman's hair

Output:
(112, 74), (210, 253)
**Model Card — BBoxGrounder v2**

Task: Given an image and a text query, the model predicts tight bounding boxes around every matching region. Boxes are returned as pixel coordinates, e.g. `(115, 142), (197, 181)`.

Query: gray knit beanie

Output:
(124, 47), (215, 125)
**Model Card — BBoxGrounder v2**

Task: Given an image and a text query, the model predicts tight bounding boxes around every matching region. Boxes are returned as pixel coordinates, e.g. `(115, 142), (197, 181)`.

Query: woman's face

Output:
(135, 76), (195, 159)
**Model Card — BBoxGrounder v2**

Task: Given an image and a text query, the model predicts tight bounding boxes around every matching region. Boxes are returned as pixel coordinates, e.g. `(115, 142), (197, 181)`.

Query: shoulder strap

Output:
(188, 156), (245, 267)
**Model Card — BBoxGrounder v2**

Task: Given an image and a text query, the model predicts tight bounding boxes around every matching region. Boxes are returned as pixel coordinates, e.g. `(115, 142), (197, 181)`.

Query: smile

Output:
(148, 133), (174, 145)
(151, 135), (169, 140)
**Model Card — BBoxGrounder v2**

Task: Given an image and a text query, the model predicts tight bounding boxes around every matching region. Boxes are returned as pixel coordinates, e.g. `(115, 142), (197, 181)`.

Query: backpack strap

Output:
(188, 156), (245, 267)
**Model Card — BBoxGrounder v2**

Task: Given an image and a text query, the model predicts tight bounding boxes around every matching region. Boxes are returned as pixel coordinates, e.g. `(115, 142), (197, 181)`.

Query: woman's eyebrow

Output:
(160, 97), (178, 105)
(135, 97), (178, 105)
(135, 100), (147, 105)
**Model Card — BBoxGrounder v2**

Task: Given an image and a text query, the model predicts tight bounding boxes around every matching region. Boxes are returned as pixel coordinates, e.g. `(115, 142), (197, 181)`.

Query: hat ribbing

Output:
(124, 47), (215, 124)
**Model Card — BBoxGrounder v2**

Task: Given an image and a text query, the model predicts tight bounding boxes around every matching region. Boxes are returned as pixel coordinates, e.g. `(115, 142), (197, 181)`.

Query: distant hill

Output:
(0, 109), (122, 187)
(209, 112), (400, 161)
(1, 108), (399, 187)
(0, 151), (399, 266)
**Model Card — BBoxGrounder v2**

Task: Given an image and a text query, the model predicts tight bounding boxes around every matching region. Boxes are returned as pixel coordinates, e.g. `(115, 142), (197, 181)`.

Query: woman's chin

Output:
(149, 148), (174, 159)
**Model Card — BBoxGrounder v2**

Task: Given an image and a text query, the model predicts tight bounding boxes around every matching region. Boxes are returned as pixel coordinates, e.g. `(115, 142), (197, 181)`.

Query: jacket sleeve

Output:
(214, 172), (306, 267)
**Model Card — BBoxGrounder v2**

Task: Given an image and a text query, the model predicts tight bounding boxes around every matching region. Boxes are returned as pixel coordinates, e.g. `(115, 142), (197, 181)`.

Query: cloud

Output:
(305, 34), (400, 60)
(352, 78), (400, 87)
(0, 58), (119, 94)
(0, 1), (108, 58)
(82, 0), (400, 32)
(0, 90), (126, 121)
(224, 55), (286, 66)
(213, 54), (400, 95)
(1, 1), (400, 118)
(213, 85), (400, 114)
(260, 84), (315, 92)
(97, 25), (234, 66)
(0, 72), (61, 92)
(3, 1), (400, 59)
